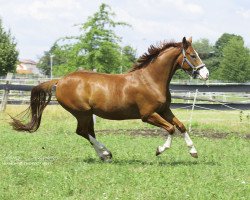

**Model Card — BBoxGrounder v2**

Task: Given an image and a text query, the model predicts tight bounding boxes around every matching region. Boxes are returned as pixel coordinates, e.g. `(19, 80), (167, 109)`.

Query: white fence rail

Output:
(0, 79), (250, 112)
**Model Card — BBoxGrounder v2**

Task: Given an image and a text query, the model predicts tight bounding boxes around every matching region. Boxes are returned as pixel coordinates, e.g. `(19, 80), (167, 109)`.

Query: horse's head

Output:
(178, 37), (209, 80)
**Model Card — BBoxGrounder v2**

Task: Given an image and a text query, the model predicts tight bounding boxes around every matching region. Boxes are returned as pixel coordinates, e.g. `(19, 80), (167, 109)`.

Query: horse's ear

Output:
(182, 37), (189, 49)
(187, 37), (192, 43)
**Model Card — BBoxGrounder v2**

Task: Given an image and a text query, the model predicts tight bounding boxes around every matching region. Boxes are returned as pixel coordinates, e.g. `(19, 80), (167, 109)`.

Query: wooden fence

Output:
(1, 80), (250, 111)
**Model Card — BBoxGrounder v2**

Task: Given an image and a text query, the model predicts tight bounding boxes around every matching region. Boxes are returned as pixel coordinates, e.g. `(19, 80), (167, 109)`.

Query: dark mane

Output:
(130, 41), (182, 72)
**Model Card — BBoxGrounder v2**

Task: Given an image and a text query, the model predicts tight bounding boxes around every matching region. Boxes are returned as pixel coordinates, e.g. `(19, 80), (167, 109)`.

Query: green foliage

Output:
(71, 3), (136, 73)
(193, 38), (214, 55)
(0, 19), (19, 76)
(38, 3), (136, 76)
(121, 45), (137, 73)
(215, 33), (243, 57)
(219, 38), (250, 82)
(37, 44), (67, 76)
(210, 33), (244, 79)
(37, 12), (250, 83)
(172, 69), (187, 80)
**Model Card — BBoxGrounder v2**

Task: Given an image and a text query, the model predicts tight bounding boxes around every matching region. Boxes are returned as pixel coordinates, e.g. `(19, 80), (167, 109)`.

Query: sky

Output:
(0, 0), (250, 61)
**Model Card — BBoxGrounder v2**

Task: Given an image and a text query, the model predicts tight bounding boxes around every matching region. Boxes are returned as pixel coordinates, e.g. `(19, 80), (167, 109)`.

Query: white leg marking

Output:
(184, 132), (193, 147)
(184, 132), (198, 157)
(89, 135), (102, 148)
(157, 134), (172, 155)
(88, 135), (111, 160)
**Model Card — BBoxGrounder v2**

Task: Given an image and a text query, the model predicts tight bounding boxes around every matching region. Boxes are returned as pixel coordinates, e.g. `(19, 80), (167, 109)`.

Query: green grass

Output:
(4, 105), (249, 135)
(0, 106), (249, 199)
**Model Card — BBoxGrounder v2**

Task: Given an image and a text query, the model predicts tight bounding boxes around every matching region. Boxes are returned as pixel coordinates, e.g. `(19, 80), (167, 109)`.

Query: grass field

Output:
(0, 105), (249, 199)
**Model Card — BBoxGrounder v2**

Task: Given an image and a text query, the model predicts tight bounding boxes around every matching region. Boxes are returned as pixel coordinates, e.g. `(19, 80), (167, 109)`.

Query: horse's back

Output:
(55, 71), (141, 119)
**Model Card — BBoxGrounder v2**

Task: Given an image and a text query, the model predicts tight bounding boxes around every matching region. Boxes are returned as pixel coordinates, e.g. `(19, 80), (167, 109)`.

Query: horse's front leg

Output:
(163, 109), (198, 158)
(142, 112), (175, 156)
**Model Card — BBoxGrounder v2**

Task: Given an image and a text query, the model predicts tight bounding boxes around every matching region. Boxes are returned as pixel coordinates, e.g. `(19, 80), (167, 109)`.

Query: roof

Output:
(19, 59), (37, 65)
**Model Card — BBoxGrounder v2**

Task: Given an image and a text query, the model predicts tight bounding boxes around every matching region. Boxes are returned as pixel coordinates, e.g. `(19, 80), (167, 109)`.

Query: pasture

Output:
(0, 105), (249, 199)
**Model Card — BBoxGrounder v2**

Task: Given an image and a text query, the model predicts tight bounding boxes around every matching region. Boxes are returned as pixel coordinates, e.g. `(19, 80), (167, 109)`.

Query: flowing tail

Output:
(10, 79), (59, 132)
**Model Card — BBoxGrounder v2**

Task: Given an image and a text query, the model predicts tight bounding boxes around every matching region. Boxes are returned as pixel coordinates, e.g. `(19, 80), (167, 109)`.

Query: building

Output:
(16, 59), (41, 75)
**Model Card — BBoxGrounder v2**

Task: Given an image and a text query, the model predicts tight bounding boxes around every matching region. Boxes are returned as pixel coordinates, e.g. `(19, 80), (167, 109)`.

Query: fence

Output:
(1, 80), (250, 111)
(1, 79), (249, 133)
(169, 83), (250, 110)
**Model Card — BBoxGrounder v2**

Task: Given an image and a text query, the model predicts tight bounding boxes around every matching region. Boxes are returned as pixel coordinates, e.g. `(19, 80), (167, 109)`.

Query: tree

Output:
(219, 38), (250, 82)
(37, 43), (67, 76)
(41, 3), (136, 76)
(215, 33), (243, 57)
(120, 45), (137, 73)
(209, 33), (244, 80)
(0, 19), (19, 76)
(193, 38), (214, 57)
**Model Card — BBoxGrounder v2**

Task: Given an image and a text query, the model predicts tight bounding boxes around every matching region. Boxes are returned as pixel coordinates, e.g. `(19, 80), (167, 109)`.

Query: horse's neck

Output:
(144, 47), (180, 89)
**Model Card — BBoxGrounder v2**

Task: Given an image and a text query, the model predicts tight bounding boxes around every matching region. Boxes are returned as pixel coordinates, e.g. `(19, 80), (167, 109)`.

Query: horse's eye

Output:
(190, 54), (196, 59)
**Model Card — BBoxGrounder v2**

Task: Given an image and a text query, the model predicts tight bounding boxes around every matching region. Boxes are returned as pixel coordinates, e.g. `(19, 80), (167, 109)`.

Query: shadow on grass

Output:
(75, 157), (218, 167)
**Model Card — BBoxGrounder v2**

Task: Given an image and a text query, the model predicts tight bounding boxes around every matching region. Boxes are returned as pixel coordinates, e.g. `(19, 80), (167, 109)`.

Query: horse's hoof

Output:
(156, 147), (161, 156)
(100, 156), (112, 162)
(190, 152), (198, 158)
(103, 158), (112, 163)
(100, 152), (113, 162)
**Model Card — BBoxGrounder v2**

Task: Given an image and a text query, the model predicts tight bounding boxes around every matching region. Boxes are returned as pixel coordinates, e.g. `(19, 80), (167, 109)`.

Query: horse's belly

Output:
(93, 106), (141, 120)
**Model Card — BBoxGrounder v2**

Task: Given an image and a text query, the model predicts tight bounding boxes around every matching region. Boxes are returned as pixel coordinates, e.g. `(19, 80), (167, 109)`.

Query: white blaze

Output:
(198, 67), (209, 80)
(194, 50), (209, 80)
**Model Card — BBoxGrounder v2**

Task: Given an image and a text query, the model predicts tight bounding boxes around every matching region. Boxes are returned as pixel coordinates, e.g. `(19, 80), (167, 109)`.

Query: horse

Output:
(10, 37), (209, 161)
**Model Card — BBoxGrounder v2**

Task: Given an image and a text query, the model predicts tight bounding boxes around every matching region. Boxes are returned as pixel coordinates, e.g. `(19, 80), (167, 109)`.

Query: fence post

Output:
(0, 81), (10, 112)
(187, 91), (191, 103)
(0, 73), (13, 112)
(188, 89), (198, 133)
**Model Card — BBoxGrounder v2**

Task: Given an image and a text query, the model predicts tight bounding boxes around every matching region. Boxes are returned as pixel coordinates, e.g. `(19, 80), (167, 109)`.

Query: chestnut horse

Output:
(11, 37), (209, 161)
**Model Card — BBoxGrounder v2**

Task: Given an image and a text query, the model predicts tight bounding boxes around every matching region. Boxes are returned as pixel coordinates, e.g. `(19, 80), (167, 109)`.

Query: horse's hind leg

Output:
(76, 114), (112, 161)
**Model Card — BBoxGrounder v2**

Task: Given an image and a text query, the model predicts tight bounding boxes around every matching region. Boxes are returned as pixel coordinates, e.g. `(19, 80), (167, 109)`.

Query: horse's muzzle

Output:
(194, 66), (209, 80)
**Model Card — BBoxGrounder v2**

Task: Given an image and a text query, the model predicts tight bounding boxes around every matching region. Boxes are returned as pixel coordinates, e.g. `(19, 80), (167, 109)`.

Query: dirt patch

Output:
(96, 128), (250, 139)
